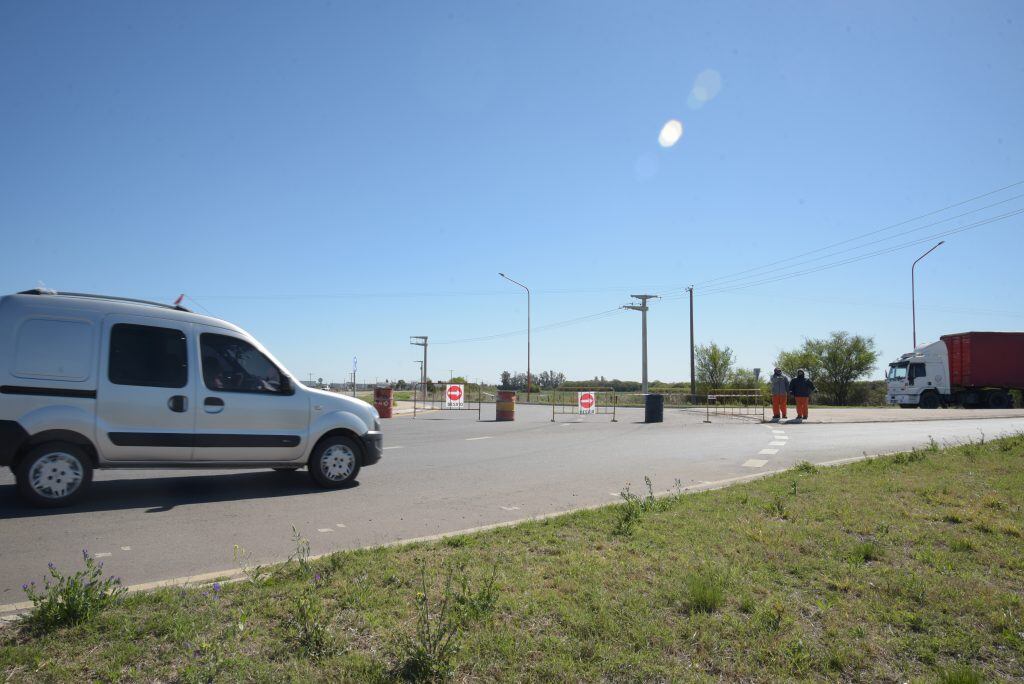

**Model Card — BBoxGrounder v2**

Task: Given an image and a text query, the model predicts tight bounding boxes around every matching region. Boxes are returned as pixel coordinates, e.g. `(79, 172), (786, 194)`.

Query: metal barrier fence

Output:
(412, 385), (486, 420)
(550, 388), (618, 422)
(704, 389), (766, 422)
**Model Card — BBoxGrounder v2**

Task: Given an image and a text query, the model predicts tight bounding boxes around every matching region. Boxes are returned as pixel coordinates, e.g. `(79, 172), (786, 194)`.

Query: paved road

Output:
(2, 405), (1023, 609)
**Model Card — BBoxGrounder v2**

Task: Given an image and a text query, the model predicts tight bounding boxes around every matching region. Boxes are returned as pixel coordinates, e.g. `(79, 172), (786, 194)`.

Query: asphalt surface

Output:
(3, 405), (1024, 609)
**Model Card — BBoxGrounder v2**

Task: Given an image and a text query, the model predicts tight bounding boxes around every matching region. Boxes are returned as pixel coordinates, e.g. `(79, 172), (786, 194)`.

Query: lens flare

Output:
(658, 119), (683, 147)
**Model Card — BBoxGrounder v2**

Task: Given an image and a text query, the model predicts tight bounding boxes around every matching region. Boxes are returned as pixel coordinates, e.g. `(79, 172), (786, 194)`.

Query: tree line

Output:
(695, 331), (881, 405)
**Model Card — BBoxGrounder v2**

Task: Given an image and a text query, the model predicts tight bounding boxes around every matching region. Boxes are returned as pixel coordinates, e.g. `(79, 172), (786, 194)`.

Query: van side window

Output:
(200, 333), (283, 394)
(109, 324), (188, 388)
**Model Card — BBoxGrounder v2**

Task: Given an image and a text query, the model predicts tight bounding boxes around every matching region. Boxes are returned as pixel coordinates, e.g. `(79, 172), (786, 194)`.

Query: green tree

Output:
(695, 343), (735, 393)
(729, 367), (764, 390)
(776, 331), (879, 405)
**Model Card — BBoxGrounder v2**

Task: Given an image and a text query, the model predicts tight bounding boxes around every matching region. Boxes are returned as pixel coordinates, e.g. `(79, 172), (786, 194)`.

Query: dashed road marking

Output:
(743, 459), (769, 468)
(383, 446), (404, 450)
(769, 441), (787, 446)
(466, 436), (492, 441)
(317, 528), (334, 533)
(759, 448), (779, 455)
(500, 506), (520, 511)
(336, 523), (346, 528)
(94, 552), (112, 558)
(771, 430), (786, 434)
(120, 546), (132, 551)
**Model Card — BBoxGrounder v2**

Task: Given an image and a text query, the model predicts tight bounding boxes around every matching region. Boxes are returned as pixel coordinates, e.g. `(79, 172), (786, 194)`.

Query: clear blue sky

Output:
(2, 1), (1022, 385)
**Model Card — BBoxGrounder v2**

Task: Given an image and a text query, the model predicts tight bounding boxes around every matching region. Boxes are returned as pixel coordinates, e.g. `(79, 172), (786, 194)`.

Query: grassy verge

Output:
(3, 437), (1023, 682)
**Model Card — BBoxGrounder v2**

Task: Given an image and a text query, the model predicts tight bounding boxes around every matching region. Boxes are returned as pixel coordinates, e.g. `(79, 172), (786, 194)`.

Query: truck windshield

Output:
(888, 363), (908, 380)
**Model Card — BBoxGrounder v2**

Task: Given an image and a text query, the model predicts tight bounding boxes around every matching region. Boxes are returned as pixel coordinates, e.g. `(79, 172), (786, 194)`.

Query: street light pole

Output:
(687, 286), (695, 405)
(410, 336), (428, 402)
(623, 294), (659, 394)
(499, 273), (531, 402)
(912, 241), (944, 348)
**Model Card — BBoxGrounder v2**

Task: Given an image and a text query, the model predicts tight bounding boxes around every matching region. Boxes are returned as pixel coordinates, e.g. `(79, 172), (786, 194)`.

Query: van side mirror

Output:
(279, 375), (293, 395)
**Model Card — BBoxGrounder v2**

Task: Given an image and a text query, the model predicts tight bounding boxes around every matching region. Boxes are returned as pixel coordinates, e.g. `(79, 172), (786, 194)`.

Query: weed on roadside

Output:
(21, 550), (126, 632)
(850, 541), (882, 563)
(939, 664), (985, 684)
(395, 560), (501, 681)
(793, 461), (817, 475)
(684, 567), (726, 614)
(289, 578), (336, 660)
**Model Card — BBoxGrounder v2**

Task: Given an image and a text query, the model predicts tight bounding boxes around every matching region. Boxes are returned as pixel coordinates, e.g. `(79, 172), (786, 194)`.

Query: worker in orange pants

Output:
(789, 369), (816, 421)
(769, 368), (790, 422)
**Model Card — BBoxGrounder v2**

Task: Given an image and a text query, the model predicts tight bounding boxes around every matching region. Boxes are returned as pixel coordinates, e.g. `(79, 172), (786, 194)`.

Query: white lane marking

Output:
(336, 523), (346, 528)
(743, 459), (769, 468)
(500, 506), (520, 511)
(759, 448), (779, 455)
(609, 492), (621, 497)
(466, 436), (492, 441)
(769, 441), (787, 446)
(94, 552), (112, 558)
(561, 424), (572, 427)
(121, 546), (132, 551)
(317, 528), (334, 533)
(383, 446), (404, 450)
(771, 430), (786, 434)
(774, 435), (789, 440)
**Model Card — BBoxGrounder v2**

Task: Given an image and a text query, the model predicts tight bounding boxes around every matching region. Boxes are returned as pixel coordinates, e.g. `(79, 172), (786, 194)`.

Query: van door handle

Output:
(204, 397), (225, 414)
(168, 395), (188, 413)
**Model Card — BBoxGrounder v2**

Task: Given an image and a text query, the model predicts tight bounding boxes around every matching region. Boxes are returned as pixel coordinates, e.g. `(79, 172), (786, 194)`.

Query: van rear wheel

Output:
(308, 436), (361, 489)
(16, 442), (93, 508)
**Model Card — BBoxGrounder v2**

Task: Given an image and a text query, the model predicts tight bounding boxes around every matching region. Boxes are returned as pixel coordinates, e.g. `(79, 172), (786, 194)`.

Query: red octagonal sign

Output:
(579, 392), (595, 409)
(447, 385), (463, 401)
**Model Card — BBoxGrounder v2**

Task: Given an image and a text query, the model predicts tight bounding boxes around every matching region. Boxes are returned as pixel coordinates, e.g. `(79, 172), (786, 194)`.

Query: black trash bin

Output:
(644, 393), (664, 423)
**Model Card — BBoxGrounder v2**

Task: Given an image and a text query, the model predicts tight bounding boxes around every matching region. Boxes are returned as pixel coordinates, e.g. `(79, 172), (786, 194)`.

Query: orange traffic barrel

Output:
(496, 390), (516, 421)
(374, 387), (394, 419)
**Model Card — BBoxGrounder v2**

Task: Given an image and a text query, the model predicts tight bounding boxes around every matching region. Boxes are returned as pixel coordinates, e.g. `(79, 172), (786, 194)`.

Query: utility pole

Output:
(688, 286), (696, 405)
(623, 294), (659, 394)
(410, 336), (428, 402)
(912, 241), (944, 349)
(498, 273), (531, 402)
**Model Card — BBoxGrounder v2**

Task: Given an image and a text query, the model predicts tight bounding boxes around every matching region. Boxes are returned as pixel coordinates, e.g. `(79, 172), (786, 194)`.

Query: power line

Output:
(684, 208), (1024, 297)
(433, 307), (625, 345)
(658, 179), (1024, 296)
(680, 192), (1024, 293)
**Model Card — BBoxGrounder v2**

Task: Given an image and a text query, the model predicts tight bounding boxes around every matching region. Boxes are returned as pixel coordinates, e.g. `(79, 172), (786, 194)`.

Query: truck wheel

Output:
(898, 404), (917, 409)
(919, 392), (940, 409)
(15, 442), (93, 508)
(308, 435), (361, 489)
(986, 391), (1011, 409)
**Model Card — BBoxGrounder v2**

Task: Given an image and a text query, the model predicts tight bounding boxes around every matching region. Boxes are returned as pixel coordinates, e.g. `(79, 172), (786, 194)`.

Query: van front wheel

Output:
(16, 442), (93, 507)
(308, 436), (361, 489)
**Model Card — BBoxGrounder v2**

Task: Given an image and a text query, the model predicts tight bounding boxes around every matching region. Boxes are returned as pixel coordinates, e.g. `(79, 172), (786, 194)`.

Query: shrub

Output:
(22, 550), (126, 631)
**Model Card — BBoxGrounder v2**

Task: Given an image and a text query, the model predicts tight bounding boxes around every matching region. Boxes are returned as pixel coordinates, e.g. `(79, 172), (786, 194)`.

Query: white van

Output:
(0, 290), (382, 507)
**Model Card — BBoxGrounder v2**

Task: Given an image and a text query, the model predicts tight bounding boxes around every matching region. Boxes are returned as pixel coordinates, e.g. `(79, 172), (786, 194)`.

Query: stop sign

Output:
(447, 385), (463, 401)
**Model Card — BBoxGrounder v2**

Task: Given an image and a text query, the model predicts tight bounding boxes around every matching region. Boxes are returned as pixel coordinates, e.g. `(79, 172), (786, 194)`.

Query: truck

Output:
(886, 332), (1024, 409)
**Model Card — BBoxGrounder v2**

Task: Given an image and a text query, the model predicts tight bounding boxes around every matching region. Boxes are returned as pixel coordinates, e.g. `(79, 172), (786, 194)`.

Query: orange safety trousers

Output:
(796, 396), (809, 419)
(771, 394), (788, 418)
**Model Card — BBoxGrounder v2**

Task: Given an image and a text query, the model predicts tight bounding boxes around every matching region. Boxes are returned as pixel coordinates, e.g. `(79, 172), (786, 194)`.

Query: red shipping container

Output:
(941, 332), (1024, 390)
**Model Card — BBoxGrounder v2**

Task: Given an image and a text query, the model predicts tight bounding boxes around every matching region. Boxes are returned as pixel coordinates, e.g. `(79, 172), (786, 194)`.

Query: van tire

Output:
(308, 435), (361, 489)
(15, 441), (93, 508)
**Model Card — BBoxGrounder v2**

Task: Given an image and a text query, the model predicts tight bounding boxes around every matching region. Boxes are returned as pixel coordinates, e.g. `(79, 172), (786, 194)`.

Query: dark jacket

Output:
(790, 376), (815, 397)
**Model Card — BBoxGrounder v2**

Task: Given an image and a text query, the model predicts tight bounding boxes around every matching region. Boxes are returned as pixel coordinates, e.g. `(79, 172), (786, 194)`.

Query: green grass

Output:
(3, 436), (1024, 682)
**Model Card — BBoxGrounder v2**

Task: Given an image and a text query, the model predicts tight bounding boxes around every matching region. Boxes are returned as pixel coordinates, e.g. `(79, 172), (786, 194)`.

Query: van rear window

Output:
(12, 318), (94, 381)
(108, 323), (188, 388)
